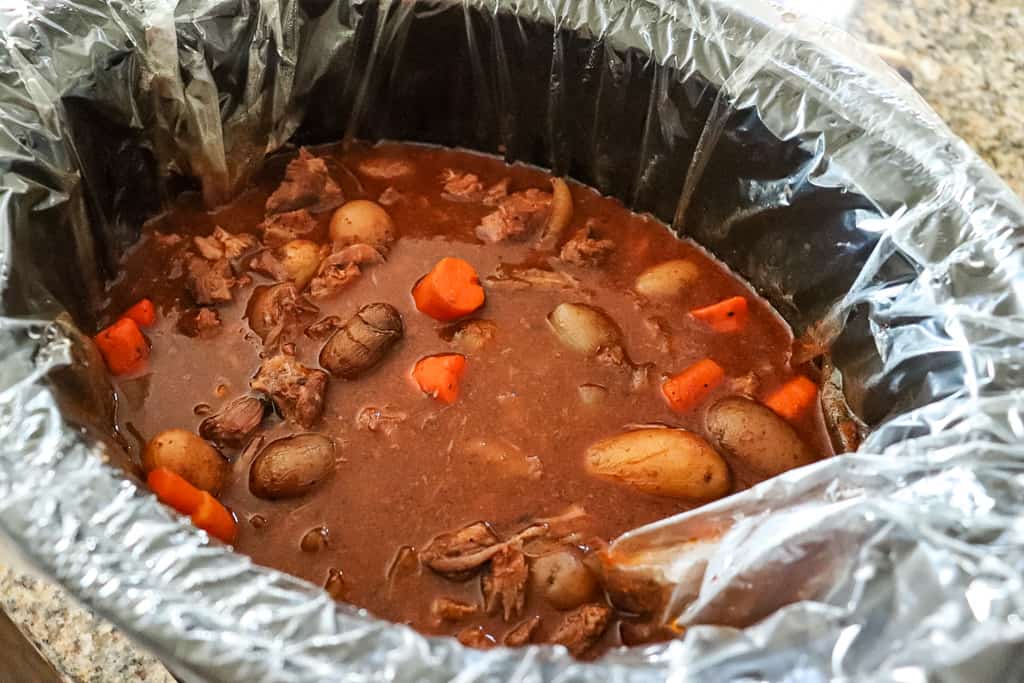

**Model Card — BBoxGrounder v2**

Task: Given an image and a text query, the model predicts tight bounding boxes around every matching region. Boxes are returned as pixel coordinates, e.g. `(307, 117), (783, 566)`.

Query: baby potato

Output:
(634, 259), (700, 299)
(547, 303), (622, 355)
(278, 239), (324, 289)
(585, 428), (731, 500)
(705, 397), (817, 476)
(143, 428), (228, 494)
(329, 199), (395, 249)
(530, 549), (599, 610)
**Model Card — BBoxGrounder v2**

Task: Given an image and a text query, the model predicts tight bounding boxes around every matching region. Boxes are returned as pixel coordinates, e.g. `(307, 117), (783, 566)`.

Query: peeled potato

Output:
(143, 428), (227, 494)
(585, 428), (731, 500)
(278, 239), (324, 289)
(634, 260), (700, 299)
(329, 200), (395, 249)
(705, 397), (817, 476)
(547, 303), (622, 355)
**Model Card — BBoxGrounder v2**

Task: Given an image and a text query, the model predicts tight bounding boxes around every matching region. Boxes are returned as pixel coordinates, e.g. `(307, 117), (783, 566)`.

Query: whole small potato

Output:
(547, 303), (622, 355)
(278, 239), (324, 289)
(249, 433), (335, 500)
(530, 549), (598, 610)
(706, 397), (817, 476)
(329, 200), (395, 249)
(585, 428), (731, 500)
(143, 428), (227, 494)
(634, 259), (700, 299)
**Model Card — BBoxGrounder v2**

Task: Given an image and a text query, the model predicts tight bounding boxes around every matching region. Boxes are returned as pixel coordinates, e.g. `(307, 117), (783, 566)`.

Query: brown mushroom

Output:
(319, 303), (404, 379)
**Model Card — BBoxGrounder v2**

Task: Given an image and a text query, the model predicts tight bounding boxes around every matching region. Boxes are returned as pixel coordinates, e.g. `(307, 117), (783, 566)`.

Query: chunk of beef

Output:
(440, 170), (510, 205)
(503, 616), (541, 647)
(457, 626), (496, 650)
(475, 189), (552, 243)
(485, 265), (582, 291)
(250, 354), (328, 428)
(214, 227), (259, 259)
(177, 307), (222, 337)
(482, 545), (528, 621)
(421, 522), (547, 578)
(194, 234), (225, 260)
(246, 283), (318, 348)
(430, 597), (479, 623)
(308, 243), (385, 299)
(304, 315), (343, 340)
(559, 225), (615, 267)
(378, 186), (403, 206)
(549, 604), (612, 656)
(193, 227), (259, 262)
(441, 170), (483, 201)
(730, 371), (760, 397)
(441, 319), (497, 353)
(355, 405), (408, 435)
(357, 157), (415, 179)
(619, 620), (675, 647)
(266, 148), (344, 214)
(420, 522), (499, 578)
(186, 256), (235, 305)
(199, 396), (266, 447)
(259, 209), (319, 246)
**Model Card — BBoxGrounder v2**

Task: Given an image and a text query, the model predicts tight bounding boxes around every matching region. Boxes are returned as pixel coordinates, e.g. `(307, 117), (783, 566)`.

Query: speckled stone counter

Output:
(850, 0), (1024, 195)
(1, 1), (1021, 680)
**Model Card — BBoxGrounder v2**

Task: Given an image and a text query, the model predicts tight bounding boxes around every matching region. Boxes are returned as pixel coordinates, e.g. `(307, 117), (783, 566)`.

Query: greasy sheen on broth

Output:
(102, 141), (834, 656)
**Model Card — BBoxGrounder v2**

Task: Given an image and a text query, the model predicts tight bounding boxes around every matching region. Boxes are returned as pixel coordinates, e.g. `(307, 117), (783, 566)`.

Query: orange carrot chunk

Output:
(690, 296), (749, 333)
(191, 492), (238, 544)
(147, 467), (204, 515)
(662, 358), (726, 413)
(412, 257), (485, 321)
(412, 354), (467, 404)
(94, 317), (149, 375)
(764, 376), (818, 421)
(123, 298), (156, 327)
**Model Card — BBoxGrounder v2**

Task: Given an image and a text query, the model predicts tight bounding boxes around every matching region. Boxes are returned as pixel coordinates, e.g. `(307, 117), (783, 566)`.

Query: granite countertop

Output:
(1, 2), (1021, 681)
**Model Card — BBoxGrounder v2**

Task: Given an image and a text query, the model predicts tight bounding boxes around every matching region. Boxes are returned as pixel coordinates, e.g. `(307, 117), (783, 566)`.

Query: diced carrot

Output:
(412, 354), (467, 404)
(94, 317), (149, 375)
(662, 358), (725, 413)
(123, 298), (156, 327)
(690, 296), (748, 333)
(412, 257), (485, 321)
(191, 492), (238, 544)
(147, 467), (203, 515)
(764, 376), (818, 421)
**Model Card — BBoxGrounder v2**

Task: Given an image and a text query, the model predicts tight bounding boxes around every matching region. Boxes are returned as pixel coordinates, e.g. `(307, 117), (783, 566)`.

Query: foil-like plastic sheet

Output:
(2, 0), (1023, 680)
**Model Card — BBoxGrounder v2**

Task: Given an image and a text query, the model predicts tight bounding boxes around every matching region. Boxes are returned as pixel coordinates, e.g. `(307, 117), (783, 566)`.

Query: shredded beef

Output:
(559, 225), (615, 267)
(246, 283), (318, 347)
(177, 307), (222, 337)
(503, 616), (541, 647)
(186, 256), (235, 305)
(457, 626), (496, 650)
(304, 315), (343, 340)
(430, 597), (479, 623)
(481, 545), (528, 621)
(259, 209), (319, 246)
(199, 396), (265, 447)
(266, 148), (344, 215)
(378, 186), (403, 206)
(250, 354), (329, 428)
(549, 604), (612, 656)
(355, 405), (408, 435)
(475, 189), (552, 242)
(308, 243), (384, 299)
(357, 157), (415, 180)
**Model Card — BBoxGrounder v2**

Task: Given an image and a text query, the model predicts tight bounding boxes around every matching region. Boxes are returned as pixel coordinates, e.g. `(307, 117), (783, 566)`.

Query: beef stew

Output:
(98, 142), (834, 658)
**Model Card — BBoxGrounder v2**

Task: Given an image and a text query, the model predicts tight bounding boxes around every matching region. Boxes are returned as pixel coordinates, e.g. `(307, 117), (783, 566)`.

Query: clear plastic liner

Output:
(2, 0), (1023, 680)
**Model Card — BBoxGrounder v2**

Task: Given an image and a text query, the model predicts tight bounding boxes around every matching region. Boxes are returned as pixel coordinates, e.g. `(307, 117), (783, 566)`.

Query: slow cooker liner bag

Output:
(1, 0), (1023, 679)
